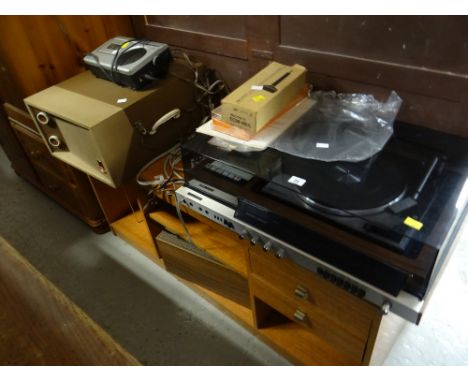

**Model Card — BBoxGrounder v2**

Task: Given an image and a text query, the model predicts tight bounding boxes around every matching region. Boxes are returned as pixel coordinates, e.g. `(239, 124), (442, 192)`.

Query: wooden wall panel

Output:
(274, 16), (468, 136)
(135, 16), (248, 60)
(0, 16), (134, 110)
(146, 16), (247, 39)
(177, 48), (249, 91)
(133, 15), (468, 137)
(133, 15), (251, 90)
(280, 16), (468, 73)
(307, 73), (465, 136)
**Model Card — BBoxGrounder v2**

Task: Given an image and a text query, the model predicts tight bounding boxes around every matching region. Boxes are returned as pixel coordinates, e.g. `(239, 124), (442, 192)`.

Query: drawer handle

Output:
(293, 308), (308, 323)
(294, 285), (309, 300)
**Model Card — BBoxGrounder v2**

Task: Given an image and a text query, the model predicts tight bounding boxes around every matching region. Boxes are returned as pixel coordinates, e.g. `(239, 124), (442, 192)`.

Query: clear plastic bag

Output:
(270, 90), (402, 162)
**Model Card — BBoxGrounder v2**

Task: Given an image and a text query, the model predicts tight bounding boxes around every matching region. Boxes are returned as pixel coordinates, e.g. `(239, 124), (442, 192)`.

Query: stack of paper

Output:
(196, 97), (315, 151)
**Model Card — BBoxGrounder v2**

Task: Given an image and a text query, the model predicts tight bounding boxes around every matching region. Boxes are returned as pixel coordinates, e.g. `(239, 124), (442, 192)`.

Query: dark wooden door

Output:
(133, 15), (468, 137)
(134, 15), (251, 91)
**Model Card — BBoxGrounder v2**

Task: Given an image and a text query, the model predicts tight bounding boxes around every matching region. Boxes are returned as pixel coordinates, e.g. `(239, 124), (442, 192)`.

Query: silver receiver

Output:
(176, 185), (426, 324)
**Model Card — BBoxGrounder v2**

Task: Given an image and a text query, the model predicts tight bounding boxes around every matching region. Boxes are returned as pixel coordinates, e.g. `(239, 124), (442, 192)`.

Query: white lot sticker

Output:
(250, 85), (263, 91)
(316, 142), (329, 148)
(288, 175), (306, 187)
(117, 98), (128, 104)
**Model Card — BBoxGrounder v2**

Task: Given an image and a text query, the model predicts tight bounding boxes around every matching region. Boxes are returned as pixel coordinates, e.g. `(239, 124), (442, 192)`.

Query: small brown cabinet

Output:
(0, 15), (135, 233)
(1, 103), (107, 232)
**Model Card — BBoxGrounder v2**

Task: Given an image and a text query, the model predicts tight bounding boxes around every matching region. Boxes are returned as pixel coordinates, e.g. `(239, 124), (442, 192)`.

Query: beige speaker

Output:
(24, 61), (203, 188)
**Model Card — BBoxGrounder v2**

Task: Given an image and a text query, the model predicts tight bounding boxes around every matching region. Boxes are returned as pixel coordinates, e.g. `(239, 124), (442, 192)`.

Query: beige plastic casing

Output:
(25, 67), (199, 188)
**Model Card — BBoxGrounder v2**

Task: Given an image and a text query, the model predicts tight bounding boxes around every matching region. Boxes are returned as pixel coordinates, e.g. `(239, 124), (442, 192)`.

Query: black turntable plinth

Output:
(262, 137), (444, 257)
(181, 123), (468, 300)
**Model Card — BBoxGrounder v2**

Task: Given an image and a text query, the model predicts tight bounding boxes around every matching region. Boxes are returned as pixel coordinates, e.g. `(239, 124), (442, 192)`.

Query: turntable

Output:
(261, 136), (443, 256)
(178, 122), (468, 323)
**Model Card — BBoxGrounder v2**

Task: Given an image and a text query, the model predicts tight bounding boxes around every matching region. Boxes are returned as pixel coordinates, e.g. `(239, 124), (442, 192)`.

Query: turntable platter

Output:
(273, 154), (408, 216)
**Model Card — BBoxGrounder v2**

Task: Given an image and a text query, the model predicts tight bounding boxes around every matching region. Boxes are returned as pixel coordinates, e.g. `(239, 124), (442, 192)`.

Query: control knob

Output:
(381, 302), (392, 315)
(238, 229), (249, 240)
(262, 241), (273, 252)
(274, 248), (286, 259)
(250, 235), (261, 246)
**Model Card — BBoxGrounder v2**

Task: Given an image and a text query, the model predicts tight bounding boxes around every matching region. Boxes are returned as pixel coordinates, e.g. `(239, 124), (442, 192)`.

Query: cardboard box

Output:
(216, 61), (307, 134)
(211, 88), (308, 141)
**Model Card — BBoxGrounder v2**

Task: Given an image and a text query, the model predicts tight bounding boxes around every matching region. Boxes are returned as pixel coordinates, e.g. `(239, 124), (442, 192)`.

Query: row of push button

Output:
(317, 267), (366, 298)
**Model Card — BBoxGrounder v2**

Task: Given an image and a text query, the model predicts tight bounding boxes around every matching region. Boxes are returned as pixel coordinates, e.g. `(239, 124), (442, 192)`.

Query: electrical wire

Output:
(168, 51), (227, 115)
(110, 39), (142, 84)
(174, 192), (194, 245)
(136, 143), (181, 187)
(137, 146), (194, 244)
(134, 50), (228, 246)
(85, 53), (114, 82)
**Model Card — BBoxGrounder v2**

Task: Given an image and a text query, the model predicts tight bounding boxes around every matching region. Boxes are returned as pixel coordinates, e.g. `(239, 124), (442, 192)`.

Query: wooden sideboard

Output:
(88, 156), (406, 365)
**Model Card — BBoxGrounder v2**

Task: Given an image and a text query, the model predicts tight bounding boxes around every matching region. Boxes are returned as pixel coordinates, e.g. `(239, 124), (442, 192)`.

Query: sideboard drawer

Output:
(250, 274), (367, 364)
(33, 166), (80, 209)
(249, 245), (380, 340)
(12, 121), (69, 180)
(156, 230), (250, 307)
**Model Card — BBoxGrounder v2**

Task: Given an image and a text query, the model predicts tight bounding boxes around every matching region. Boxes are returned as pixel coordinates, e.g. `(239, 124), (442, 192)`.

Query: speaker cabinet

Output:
(25, 62), (203, 188)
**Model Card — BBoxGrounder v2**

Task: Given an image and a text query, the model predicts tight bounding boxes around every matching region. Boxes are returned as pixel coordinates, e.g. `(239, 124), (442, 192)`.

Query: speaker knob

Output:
(48, 135), (61, 148)
(36, 111), (50, 125)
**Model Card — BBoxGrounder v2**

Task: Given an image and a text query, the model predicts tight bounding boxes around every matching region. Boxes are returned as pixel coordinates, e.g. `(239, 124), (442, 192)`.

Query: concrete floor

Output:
(0, 146), (467, 365)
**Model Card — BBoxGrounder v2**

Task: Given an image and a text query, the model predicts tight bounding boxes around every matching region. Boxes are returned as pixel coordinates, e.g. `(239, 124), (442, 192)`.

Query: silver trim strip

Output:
(176, 186), (426, 324)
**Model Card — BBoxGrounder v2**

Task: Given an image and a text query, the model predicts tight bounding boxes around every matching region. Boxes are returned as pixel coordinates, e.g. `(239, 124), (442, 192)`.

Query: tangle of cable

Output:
(136, 145), (193, 244)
